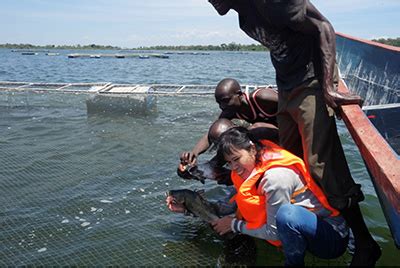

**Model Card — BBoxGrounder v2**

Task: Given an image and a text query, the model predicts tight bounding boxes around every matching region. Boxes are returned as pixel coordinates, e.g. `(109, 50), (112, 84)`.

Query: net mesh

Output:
(0, 90), (352, 266)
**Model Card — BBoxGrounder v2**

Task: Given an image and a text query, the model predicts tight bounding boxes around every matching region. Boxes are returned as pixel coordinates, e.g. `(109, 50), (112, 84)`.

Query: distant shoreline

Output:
(1, 43), (268, 52)
(1, 37), (399, 51)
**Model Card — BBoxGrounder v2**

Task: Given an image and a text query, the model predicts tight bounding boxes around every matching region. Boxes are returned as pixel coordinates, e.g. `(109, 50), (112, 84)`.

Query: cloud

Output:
(313, 0), (399, 12)
(0, 0), (398, 46)
(118, 28), (252, 47)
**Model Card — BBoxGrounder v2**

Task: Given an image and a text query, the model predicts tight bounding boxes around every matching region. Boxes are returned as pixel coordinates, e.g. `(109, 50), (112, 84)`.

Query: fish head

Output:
(186, 165), (206, 184)
(177, 164), (206, 184)
(166, 189), (204, 213)
(167, 189), (220, 222)
(166, 189), (190, 206)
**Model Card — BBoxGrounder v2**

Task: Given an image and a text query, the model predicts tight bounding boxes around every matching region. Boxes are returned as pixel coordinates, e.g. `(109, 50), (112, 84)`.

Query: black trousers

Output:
(277, 79), (363, 210)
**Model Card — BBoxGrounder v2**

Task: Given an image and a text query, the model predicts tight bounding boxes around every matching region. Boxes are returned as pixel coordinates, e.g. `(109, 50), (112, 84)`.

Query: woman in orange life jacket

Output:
(211, 127), (349, 266)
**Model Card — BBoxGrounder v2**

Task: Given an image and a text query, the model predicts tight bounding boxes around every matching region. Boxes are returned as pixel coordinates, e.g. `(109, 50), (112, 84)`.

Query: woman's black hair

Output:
(216, 127), (264, 165)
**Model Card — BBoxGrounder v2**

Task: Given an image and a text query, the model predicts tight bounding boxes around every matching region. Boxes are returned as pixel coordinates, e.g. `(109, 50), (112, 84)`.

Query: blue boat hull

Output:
(336, 33), (400, 248)
(336, 35), (400, 106)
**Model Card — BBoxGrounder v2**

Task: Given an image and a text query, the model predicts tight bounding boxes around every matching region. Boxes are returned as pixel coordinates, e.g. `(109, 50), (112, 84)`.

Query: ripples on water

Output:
(0, 49), (272, 85)
(0, 49), (397, 265)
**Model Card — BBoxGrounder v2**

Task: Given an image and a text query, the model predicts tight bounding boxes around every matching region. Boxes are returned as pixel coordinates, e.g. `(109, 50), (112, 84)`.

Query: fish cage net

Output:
(0, 88), (351, 266)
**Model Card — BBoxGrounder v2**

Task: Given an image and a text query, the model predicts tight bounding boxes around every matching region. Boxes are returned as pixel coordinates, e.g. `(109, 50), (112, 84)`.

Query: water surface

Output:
(0, 49), (397, 266)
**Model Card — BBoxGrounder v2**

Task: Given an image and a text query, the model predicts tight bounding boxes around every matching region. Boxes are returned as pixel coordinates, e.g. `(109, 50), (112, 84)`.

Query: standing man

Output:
(207, 0), (380, 266)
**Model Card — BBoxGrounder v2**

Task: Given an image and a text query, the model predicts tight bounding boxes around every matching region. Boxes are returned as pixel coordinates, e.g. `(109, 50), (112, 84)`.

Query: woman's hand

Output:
(211, 216), (234, 235)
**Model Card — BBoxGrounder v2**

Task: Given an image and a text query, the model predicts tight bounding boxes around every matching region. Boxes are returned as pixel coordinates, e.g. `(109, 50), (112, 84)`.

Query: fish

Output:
(177, 162), (232, 185)
(166, 189), (236, 239)
(167, 189), (219, 222)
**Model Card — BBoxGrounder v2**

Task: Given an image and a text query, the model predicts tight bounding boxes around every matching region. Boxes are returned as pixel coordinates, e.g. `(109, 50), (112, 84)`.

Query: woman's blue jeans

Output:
(276, 204), (348, 266)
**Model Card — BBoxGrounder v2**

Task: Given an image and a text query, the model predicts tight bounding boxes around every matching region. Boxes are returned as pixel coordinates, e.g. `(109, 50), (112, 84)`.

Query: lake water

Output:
(0, 49), (397, 266)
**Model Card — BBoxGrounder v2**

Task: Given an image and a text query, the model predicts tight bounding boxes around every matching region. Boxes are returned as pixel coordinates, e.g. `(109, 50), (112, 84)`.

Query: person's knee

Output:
(276, 204), (300, 230)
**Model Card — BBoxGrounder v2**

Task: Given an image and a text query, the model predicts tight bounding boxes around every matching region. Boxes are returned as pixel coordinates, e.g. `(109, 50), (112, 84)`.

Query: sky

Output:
(1, 0), (399, 48)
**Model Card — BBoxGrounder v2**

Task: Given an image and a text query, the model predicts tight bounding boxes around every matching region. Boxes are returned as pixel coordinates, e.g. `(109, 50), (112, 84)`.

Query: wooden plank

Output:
(338, 80), (400, 210)
(338, 79), (400, 247)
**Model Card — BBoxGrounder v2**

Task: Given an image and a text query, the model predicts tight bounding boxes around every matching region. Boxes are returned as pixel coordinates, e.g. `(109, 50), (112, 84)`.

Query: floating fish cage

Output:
(86, 92), (157, 116)
(0, 81), (271, 116)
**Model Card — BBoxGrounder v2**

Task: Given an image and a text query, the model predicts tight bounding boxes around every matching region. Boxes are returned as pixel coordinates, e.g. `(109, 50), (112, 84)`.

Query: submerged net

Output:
(0, 90), (352, 266)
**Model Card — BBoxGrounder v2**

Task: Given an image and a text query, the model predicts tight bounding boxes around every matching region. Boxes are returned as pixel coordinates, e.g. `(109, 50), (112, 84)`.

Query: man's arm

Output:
(180, 109), (236, 166)
(180, 133), (210, 166)
(191, 133), (210, 157)
(299, 2), (338, 108)
(284, 0), (339, 108)
(260, 0), (362, 108)
(256, 87), (279, 103)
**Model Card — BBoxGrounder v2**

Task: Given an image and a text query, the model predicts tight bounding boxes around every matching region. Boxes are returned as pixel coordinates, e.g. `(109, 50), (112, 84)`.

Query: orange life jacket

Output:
(231, 140), (339, 247)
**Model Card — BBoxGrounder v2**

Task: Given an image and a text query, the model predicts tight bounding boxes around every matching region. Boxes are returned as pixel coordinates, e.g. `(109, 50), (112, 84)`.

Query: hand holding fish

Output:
(180, 151), (197, 166)
(211, 216), (234, 235)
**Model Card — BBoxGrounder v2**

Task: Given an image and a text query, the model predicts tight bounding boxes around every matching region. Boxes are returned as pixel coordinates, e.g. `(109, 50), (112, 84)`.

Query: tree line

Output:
(0, 42), (266, 51)
(1, 43), (120, 50)
(371, 37), (400, 47)
(1, 38), (399, 51)
(135, 43), (267, 51)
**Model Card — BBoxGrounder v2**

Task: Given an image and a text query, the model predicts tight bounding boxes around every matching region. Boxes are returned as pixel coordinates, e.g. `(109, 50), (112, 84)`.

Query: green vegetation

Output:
(135, 43), (267, 51)
(0, 43), (120, 50)
(0, 42), (266, 51)
(372, 37), (400, 47)
(1, 37), (399, 51)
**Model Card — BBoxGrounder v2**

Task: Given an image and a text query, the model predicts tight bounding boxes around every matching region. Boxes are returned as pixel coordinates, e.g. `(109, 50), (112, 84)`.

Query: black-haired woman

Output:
(211, 127), (349, 266)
